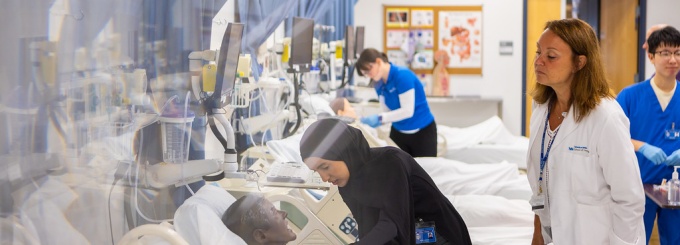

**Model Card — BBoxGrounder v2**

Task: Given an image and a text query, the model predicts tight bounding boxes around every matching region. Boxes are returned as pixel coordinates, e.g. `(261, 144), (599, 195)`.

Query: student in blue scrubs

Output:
(617, 25), (680, 245)
(355, 48), (436, 157)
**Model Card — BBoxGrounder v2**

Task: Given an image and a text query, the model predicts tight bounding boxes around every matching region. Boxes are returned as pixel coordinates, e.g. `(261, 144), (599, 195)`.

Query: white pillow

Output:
(299, 95), (334, 116)
(266, 133), (304, 163)
(174, 184), (246, 245)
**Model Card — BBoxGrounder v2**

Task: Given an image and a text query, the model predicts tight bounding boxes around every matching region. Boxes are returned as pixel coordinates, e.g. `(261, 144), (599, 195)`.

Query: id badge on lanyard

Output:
(666, 122), (679, 140)
(530, 194), (546, 210)
(535, 108), (559, 210)
(415, 219), (436, 244)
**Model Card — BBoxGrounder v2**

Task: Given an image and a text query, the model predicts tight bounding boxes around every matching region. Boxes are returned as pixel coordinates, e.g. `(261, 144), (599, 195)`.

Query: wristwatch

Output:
(378, 114), (383, 124)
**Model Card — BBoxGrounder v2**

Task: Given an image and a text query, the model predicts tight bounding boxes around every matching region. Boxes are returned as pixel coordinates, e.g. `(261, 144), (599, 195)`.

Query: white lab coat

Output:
(527, 98), (646, 245)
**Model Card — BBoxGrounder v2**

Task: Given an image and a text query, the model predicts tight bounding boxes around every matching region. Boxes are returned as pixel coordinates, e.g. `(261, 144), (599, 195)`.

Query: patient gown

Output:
(300, 118), (471, 245)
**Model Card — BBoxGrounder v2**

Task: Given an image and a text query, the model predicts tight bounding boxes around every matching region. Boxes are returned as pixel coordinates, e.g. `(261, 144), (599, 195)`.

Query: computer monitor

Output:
(354, 26), (365, 59)
(213, 23), (244, 108)
(344, 25), (355, 64)
(289, 17), (314, 72)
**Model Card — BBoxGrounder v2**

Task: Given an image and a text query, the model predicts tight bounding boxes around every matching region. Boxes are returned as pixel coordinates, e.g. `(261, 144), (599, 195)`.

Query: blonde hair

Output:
(530, 18), (612, 122)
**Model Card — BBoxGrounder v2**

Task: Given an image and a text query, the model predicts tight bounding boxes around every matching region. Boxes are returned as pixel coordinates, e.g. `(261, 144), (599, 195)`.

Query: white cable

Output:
(184, 184), (195, 196)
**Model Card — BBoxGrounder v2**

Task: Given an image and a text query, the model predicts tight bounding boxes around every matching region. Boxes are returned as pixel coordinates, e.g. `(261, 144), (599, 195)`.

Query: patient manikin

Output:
(222, 194), (297, 245)
(329, 97), (357, 119)
(329, 97), (396, 147)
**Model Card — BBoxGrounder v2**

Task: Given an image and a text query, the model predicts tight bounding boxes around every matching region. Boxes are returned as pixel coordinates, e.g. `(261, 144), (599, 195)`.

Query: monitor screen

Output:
(355, 26), (365, 59)
(289, 17), (314, 72)
(344, 25), (355, 64)
(214, 22), (244, 106)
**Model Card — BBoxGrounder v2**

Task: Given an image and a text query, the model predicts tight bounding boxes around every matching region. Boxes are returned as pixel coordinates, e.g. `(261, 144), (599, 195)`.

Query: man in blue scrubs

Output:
(617, 25), (680, 245)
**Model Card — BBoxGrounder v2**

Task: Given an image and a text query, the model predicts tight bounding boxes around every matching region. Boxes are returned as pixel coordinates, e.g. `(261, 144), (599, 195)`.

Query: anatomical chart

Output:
(438, 11), (482, 69)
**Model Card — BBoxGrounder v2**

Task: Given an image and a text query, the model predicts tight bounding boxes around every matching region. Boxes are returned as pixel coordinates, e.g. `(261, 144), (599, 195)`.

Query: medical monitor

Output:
(214, 22), (244, 107)
(289, 17), (314, 72)
(344, 25), (355, 64)
(355, 26), (365, 59)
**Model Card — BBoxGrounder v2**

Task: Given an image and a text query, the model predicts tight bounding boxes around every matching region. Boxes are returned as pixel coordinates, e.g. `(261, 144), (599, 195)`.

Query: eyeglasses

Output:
(654, 50), (680, 59)
(360, 64), (375, 76)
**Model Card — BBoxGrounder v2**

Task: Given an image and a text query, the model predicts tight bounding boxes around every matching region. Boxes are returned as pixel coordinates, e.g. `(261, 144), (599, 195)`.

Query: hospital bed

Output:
(436, 116), (529, 169)
(262, 131), (534, 244)
(297, 93), (528, 168)
(112, 133), (533, 245)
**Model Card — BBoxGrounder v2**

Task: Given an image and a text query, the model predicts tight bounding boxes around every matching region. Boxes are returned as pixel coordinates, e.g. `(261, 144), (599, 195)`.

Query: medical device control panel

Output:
(264, 162), (329, 190)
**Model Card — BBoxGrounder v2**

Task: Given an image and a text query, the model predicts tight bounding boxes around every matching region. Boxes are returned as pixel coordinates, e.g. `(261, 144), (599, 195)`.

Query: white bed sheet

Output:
(415, 157), (531, 201)
(437, 116), (529, 168)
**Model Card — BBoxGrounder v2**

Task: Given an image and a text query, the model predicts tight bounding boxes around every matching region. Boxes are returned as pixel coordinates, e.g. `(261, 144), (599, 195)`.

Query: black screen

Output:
(214, 22), (244, 106)
(289, 17), (314, 72)
(355, 26), (365, 59)
(344, 25), (355, 64)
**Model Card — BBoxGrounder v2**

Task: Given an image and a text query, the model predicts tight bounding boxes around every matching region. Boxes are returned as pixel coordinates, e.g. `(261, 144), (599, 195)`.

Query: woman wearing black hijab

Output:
(300, 118), (471, 245)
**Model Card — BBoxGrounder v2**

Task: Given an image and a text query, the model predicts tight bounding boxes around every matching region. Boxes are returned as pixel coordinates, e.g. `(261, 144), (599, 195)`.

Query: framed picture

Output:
(386, 8), (410, 28)
(386, 50), (409, 67)
(386, 29), (410, 49)
(411, 50), (434, 69)
(438, 10), (482, 70)
(410, 29), (434, 48)
(411, 8), (434, 27)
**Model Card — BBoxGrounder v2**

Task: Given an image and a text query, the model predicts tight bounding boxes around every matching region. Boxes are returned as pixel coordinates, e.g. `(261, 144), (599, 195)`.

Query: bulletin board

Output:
(383, 5), (483, 75)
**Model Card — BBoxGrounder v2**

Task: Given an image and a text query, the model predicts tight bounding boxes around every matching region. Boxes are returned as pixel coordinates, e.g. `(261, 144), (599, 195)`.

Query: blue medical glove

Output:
(360, 114), (381, 128)
(639, 143), (668, 165)
(666, 149), (680, 166)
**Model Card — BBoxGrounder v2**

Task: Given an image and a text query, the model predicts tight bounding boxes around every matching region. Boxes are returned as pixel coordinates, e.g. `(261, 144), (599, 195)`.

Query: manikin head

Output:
(222, 194), (297, 245)
(329, 97), (357, 119)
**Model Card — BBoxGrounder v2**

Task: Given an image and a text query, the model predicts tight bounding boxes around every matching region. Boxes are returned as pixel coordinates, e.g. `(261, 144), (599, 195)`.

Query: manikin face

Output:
(336, 99), (357, 119)
(648, 44), (680, 79)
(534, 29), (582, 89)
(303, 157), (350, 187)
(255, 199), (297, 244)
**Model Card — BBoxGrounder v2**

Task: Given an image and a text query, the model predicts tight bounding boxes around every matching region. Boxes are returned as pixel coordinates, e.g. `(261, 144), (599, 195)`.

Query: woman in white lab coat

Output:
(527, 18), (646, 245)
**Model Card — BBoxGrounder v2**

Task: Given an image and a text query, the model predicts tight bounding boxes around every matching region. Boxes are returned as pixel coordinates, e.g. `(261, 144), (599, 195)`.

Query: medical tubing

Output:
(109, 161), (131, 244)
(242, 114), (257, 147)
(287, 72), (302, 136)
(213, 112), (236, 152)
(179, 91), (191, 193)
(134, 161), (173, 223)
(159, 95), (180, 116)
(185, 184), (195, 196)
(339, 60), (348, 90)
(208, 117), (228, 152)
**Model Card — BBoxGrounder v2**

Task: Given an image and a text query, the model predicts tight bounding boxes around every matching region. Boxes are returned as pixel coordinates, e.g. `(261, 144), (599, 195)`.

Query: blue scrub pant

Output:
(643, 196), (680, 245)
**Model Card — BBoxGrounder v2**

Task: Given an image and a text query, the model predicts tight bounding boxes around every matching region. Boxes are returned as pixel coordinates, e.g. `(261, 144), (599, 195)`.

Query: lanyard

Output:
(539, 107), (561, 193)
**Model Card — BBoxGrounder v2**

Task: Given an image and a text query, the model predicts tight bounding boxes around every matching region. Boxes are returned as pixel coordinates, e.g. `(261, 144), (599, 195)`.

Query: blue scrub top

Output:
(617, 79), (680, 184)
(374, 63), (434, 131)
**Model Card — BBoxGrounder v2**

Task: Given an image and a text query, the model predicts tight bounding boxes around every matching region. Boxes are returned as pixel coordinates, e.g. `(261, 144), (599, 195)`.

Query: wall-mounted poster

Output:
(386, 8), (410, 28)
(411, 8), (434, 27)
(411, 50), (434, 69)
(410, 29), (434, 48)
(386, 50), (409, 67)
(438, 10), (482, 69)
(386, 29), (410, 49)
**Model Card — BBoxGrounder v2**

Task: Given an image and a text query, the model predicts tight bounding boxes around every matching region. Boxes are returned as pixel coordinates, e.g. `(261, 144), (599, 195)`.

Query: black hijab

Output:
(300, 118), (413, 244)
(299, 118), (370, 173)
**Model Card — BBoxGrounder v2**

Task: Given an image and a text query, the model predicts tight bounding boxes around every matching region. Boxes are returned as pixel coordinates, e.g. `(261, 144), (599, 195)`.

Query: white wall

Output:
(645, 0), (680, 78)
(210, 1), (236, 50)
(355, 0), (525, 135)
